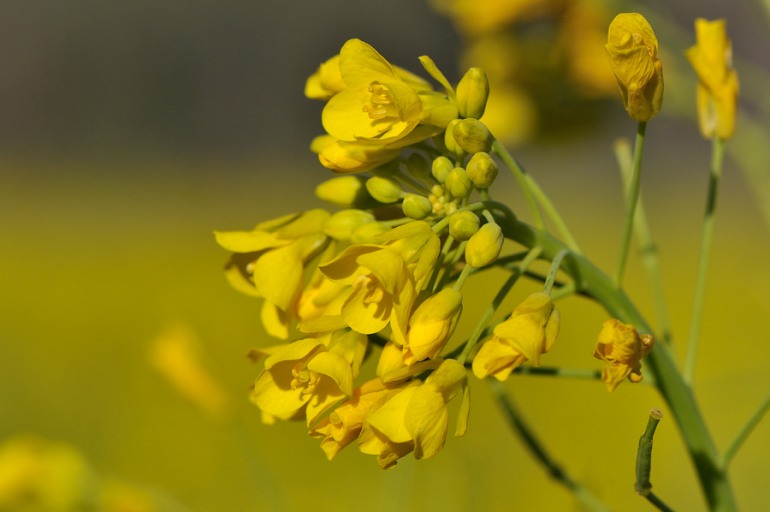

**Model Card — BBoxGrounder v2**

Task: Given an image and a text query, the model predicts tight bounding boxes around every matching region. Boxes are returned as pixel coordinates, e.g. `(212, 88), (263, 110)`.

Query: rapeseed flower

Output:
(402, 288), (463, 364)
(473, 292), (560, 380)
(592, 319), (654, 392)
(685, 18), (739, 140)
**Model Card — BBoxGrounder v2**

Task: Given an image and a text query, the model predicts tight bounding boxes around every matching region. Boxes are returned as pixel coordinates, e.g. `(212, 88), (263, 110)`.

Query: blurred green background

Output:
(2, 1), (770, 511)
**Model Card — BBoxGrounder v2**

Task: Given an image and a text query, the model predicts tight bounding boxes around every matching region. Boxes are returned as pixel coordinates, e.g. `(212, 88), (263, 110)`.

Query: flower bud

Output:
(453, 119), (493, 154)
(465, 152), (498, 189)
(403, 288), (463, 364)
(605, 13), (664, 122)
(443, 119), (464, 158)
(465, 222), (503, 268)
(431, 156), (454, 184)
(365, 176), (402, 204)
(448, 211), (480, 241)
(445, 167), (472, 199)
(406, 153), (432, 181)
(323, 209), (375, 241)
(315, 176), (371, 207)
(456, 67), (489, 119)
(402, 194), (433, 220)
(351, 221), (389, 244)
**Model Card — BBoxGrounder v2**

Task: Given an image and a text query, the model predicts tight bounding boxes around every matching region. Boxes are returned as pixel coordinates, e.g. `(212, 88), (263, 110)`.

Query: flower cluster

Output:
(216, 39), (563, 468)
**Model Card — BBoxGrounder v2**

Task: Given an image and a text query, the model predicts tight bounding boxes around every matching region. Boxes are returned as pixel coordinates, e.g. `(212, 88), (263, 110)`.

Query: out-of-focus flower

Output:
(428, 0), (565, 36)
(592, 319), (654, 392)
(149, 322), (231, 421)
(685, 18), (739, 140)
(473, 292), (560, 380)
(403, 288), (463, 364)
(359, 359), (469, 468)
(605, 13), (664, 122)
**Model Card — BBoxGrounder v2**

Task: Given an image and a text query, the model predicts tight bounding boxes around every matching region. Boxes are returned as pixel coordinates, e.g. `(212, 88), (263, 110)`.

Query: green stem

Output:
(499, 217), (736, 511)
(543, 249), (570, 296)
(492, 140), (545, 230)
(614, 138), (672, 343)
(511, 365), (601, 380)
(721, 391), (770, 469)
(489, 380), (611, 512)
(636, 409), (663, 496)
(614, 121), (647, 286)
(684, 138), (725, 383)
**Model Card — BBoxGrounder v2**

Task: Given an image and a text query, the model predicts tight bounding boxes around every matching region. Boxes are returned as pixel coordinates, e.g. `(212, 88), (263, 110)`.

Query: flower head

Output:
(605, 13), (663, 122)
(592, 319), (654, 392)
(472, 292), (560, 380)
(685, 18), (739, 140)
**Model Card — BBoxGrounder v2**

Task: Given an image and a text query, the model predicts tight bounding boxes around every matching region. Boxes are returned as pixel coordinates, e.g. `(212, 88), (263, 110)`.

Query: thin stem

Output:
(615, 138), (672, 343)
(684, 138), (725, 383)
(489, 380), (611, 512)
(511, 365), (601, 380)
(644, 493), (676, 512)
(524, 174), (582, 253)
(492, 140), (545, 230)
(543, 249), (570, 295)
(721, 391), (770, 469)
(614, 121), (647, 286)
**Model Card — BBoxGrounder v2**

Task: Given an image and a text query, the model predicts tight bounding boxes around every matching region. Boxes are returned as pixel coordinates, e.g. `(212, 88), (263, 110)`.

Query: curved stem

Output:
(721, 391), (770, 469)
(614, 121), (647, 286)
(492, 140), (545, 230)
(684, 138), (725, 383)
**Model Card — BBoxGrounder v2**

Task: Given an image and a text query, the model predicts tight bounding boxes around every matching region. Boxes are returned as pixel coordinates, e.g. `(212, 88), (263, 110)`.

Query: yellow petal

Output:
(366, 386), (418, 444)
(307, 351), (354, 397)
(404, 386), (448, 459)
(253, 244), (303, 312)
(214, 229), (285, 253)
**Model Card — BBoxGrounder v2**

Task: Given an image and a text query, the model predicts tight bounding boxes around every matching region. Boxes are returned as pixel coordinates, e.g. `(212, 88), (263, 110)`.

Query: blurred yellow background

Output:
(2, 1), (770, 511)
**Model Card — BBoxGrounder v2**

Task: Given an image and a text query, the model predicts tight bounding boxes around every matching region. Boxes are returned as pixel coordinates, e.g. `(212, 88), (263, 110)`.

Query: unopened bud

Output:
(323, 209), (375, 241)
(465, 222), (503, 268)
(465, 152), (498, 189)
(443, 119), (464, 158)
(456, 67), (489, 119)
(402, 194), (433, 220)
(448, 211), (480, 241)
(365, 176), (402, 204)
(315, 176), (371, 207)
(446, 167), (472, 199)
(431, 156), (454, 184)
(404, 288), (463, 364)
(453, 119), (493, 155)
(351, 221), (389, 244)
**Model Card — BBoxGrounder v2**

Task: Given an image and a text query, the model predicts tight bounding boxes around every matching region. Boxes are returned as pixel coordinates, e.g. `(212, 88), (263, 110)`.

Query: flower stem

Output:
(614, 137), (672, 343)
(543, 249), (570, 296)
(635, 408), (663, 497)
(614, 121), (647, 286)
(489, 380), (611, 512)
(721, 391), (770, 469)
(492, 140), (544, 230)
(683, 137), (725, 383)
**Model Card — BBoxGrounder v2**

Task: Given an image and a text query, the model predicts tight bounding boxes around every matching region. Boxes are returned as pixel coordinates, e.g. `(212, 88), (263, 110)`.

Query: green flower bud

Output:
(445, 167), (472, 199)
(365, 176), (402, 204)
(443, 119), (464, 158)
(465, 222), (503, 268)
(456, 67), (489, 120)
(351, 221), (389, 244)
(406, 153), (431, 181)
(315, 176), (371, 208)
(431, 156), (454, 184)
(465, 152), (498, 189)
(453, 119), (493, 155)
(402, 194), (433, 220)
(323, 209), (375, 241)
(448, 211), (480, 241)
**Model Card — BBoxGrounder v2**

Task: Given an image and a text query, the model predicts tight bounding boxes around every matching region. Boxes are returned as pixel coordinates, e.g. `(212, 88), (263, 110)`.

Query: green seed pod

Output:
(446, 167), (472, 199)
(365, 176), (402, 204)
(323, 209), (375, 241)
(431, 156), (454, 184)
(315, 176), (370, 207)
(448, 211), (480, 241)
(465, 222), (503, 268)
(456, 67), (489, 120)
(402, 194), (433, 220)
(465, 152), (499, 189)
(453, 119), (493, 155)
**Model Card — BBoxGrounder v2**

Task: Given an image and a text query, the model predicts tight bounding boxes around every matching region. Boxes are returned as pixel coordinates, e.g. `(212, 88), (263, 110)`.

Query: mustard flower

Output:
(605, 13), (663, 122)
(359, 359), (469, 468)
(472, 292), (560, 381)
(465, 222), (503, 268)
(249, 331), (366, 425)
(592, 319), (654, 392)
(402, 288), (463, 364)
(311, 134), (401, 174)
(685, 18), (739, 140)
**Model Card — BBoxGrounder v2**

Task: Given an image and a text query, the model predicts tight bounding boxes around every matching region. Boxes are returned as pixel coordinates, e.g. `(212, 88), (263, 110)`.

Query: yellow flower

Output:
(320, 39), (457, 147)
(311, 134), (401, 174)
(249, 331), (366, 425)
(359, 359), (469, 468)
(472, 292), (560, 380)
(403, 288), (463, 364)
(592, 319), (654, 392)
(309, 378), (391, 460)
(215, 210), (331, 339)
(685, 18), (739, 140)
(605, 13), (664, 122)
(429, 0), (563, 36)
